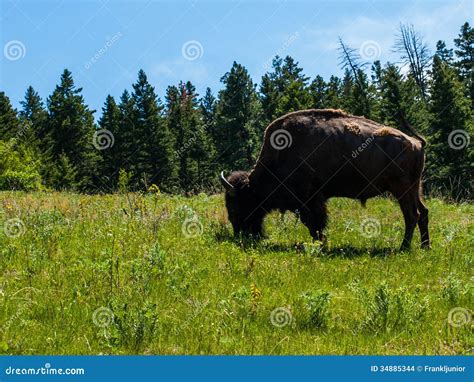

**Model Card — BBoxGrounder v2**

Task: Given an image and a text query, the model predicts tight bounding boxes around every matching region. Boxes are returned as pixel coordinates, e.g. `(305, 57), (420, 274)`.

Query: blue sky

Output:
(1, 0), (472, 117)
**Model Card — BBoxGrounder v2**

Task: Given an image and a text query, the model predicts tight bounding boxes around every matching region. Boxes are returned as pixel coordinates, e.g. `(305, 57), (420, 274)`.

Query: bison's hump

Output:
(265, 109), (374, 133)
(272, 108), (352, 123)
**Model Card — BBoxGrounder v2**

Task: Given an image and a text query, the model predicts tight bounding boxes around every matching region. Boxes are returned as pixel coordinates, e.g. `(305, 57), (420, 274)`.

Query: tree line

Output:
(0, 22), (472, 199)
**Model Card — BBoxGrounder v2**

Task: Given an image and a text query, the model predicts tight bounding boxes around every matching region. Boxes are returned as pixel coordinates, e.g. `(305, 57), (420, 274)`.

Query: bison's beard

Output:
(229, 203), (266, 239)
(232, 207), (266, 239)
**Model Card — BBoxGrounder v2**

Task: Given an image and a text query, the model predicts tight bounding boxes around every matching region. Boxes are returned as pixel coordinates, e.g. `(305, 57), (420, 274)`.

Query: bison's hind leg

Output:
(396, 188), (420, 251)
(417, 190), (430, 249)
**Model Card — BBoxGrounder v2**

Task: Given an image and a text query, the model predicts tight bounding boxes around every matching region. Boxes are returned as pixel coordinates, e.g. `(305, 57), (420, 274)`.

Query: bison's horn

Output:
(220, 171), (234, 191)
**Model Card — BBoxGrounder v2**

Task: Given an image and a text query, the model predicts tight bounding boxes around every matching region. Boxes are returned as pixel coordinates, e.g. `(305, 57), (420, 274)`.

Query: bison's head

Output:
(220, 171), (264, 238)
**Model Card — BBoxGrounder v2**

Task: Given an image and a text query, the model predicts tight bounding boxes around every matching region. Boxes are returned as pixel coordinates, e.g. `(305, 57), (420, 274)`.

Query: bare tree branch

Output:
(394, 23), (431, 101)
(338, 37), (362, 79)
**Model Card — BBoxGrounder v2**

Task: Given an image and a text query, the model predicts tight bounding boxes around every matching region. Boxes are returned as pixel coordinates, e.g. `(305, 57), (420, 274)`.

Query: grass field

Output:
(0, 191), (472, 355)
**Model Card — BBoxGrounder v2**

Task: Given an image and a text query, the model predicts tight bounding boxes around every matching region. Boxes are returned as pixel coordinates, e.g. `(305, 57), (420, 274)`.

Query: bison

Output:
(220, 109), (430, 251)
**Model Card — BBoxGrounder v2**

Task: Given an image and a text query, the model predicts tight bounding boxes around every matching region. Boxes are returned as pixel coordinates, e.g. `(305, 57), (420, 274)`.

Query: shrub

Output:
(299, 290), (331, 329)
(0, 140), (42, 191)
(360, 283), (428, 333)
(441, 274), (462, 304)
(0, 169), (41, 191)
(108, 299), (159, 352)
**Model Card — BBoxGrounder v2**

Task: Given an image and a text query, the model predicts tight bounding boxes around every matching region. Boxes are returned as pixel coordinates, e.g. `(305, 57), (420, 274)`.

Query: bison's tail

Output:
(360, 198), (367, 208)
(399, 112), (427, 148)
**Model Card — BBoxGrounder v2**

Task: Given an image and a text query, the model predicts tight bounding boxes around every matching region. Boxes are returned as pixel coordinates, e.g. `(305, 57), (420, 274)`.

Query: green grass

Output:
(0, 191), (472, 355)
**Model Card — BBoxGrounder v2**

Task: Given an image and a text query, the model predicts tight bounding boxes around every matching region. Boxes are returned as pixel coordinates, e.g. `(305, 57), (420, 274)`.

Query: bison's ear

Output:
(220, 171), (236, 196)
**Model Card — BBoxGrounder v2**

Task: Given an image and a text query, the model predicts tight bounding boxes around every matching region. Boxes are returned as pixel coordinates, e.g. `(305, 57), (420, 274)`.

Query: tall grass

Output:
(0, 191), (472, 355)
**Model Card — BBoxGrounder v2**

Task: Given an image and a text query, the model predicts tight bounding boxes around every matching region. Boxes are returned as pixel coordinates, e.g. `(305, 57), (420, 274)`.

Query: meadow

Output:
(0, 191), (472, 355)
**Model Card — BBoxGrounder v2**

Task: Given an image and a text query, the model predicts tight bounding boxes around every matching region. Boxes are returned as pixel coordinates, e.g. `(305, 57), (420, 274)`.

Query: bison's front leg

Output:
(300, 201), (328, 243)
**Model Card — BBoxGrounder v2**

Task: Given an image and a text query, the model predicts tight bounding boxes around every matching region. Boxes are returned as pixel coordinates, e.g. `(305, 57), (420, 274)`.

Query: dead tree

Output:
(394, 23), (431, 101)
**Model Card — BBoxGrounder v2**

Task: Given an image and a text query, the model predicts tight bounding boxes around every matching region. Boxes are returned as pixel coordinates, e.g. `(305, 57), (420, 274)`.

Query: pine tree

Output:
(97, 95), (121, 189)
(378, 63), (404, 126)
(260, 56), (284, 123)
(19, 86), (48, 148)
(369, 61), (383, 121)
(309, 75), (326, 109)
(131, 69), (177, 190)
(352, 69), (373, 117)
(275, 80), (312, 116)
(453, 22), (474, 107)
(337, 38), (374, 117)
(454, 22), (474, 78)
(200, 87), (217, 146)
(0, 92), (20, 140)
(400, 74), (430, 136)
(48, 153), (78, 190)
(116, 89), (136, 177)
(260, 56), (311, 122)
(435, 40), (454, 63)
(371, 61), (383, 85)
(341, 69), (355, 113)
(428, 55), (473, 199)
(275, 56), (311, 115)
(46, 69), (99, 190)
(324, 75), (342, 109)
(166, 82), (215, 193)
(215, 62), (263, 170)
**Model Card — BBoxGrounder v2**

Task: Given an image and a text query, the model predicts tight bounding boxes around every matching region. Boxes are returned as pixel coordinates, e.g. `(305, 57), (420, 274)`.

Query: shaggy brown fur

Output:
(221, 109), (429, 250)
(343, 121), (361, 135)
